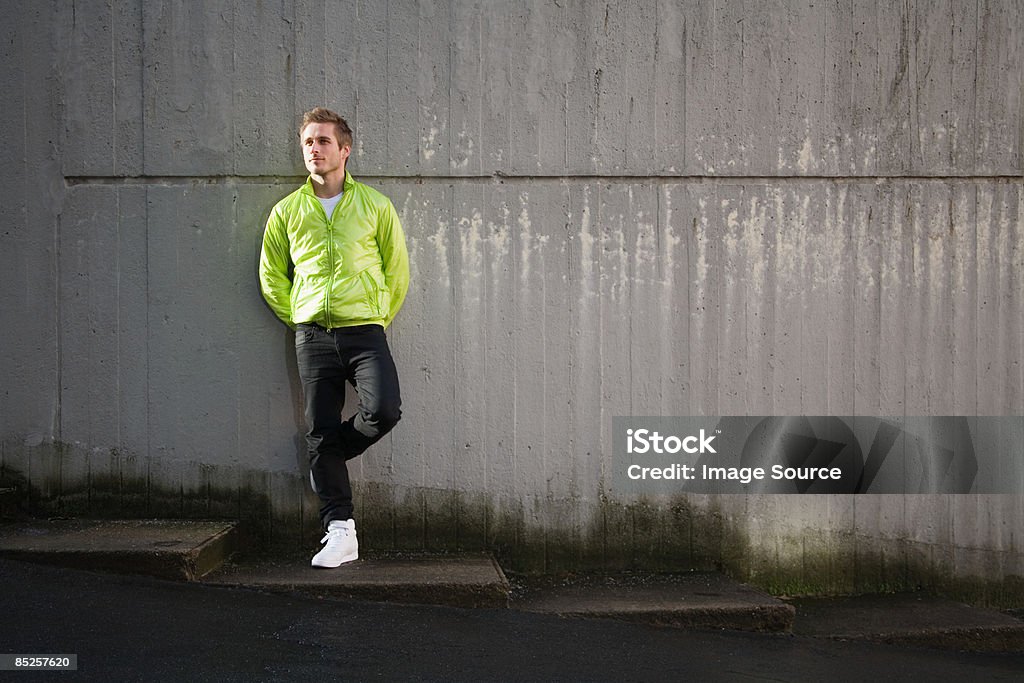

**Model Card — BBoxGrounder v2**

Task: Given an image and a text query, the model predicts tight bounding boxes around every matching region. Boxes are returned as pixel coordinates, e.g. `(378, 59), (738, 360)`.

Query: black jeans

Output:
(295, 323), (402, 529)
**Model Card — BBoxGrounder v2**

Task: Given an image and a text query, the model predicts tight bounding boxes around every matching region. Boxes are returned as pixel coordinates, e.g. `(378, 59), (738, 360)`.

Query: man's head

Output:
(299, 107), (352, 179)
(299, 107), (353, 148)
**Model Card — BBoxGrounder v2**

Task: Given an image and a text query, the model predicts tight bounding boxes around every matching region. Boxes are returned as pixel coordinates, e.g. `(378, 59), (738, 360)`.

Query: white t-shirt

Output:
(317, 192), (343, 220)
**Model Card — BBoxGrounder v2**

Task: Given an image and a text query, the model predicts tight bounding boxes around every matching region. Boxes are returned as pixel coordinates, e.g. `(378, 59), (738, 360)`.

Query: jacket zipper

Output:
(314, 198), (335, 329)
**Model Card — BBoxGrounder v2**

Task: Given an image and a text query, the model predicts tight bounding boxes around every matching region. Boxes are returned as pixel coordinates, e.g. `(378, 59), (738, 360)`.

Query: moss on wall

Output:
(3, 438), (1022, 607)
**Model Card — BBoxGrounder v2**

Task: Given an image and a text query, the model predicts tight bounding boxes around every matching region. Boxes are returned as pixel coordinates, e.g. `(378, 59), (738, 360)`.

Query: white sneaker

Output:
(311, 519), (358, 568)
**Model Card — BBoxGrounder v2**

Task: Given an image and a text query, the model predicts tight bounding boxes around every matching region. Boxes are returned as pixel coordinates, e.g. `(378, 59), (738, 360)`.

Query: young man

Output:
(259, 107), (409, 567)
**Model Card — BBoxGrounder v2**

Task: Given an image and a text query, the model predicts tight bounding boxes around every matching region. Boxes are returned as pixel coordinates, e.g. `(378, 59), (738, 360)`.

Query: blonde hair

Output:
(298, 107), (353, 149)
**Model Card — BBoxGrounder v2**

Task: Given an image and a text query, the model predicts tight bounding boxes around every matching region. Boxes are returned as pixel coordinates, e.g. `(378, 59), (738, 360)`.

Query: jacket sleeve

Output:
(377, 200), (410, 328)
(258, 206), (295, 329)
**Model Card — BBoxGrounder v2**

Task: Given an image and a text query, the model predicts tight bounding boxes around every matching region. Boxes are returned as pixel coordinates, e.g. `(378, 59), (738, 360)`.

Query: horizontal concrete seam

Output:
(64, 174), (1024, 186)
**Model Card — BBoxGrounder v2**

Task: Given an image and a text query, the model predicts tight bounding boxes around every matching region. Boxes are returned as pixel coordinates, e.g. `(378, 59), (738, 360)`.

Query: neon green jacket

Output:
(259, 171), (409, 330)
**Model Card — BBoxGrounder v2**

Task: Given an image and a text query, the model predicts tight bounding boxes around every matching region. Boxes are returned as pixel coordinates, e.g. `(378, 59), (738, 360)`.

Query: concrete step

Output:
(511, 572), (795, 633)
(0, 518), (239, 581)
(204, 553), (510, 609)
(788, 593), (1024, 653)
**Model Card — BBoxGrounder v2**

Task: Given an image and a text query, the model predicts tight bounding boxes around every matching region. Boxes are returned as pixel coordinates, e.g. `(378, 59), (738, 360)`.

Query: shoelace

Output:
(320, 527), (350, 544)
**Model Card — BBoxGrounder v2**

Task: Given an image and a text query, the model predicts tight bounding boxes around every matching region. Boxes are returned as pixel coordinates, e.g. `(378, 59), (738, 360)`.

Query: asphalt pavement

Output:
(1, 558), (1022, 682)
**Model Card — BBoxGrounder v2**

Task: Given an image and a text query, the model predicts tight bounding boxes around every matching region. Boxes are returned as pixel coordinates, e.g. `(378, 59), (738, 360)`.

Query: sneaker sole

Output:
(311, 551), (359, 568)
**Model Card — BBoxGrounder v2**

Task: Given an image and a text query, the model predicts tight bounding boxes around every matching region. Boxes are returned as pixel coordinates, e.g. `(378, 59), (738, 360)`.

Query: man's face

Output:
(301, 122), (350, 177)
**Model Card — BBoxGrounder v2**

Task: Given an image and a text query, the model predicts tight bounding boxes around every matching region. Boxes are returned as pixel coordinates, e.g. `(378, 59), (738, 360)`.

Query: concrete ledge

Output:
(204, 553), (510, 609)
(512, 572), (795, 633)
(790, 593), (1024, 652)
(0, 519), (239, 581)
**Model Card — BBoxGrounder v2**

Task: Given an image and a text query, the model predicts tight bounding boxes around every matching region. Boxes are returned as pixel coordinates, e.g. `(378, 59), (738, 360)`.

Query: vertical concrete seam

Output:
(627, 188), (633, 417)
(110, 0), (116, 175)
(655, 181), (663, 289)
(1018, 189), (1024, 420)
(822, 0), (827, 169)
(115, 188), (121, 450)
(825, 183), (832, 413)
(1019, 4), (1024, 172)
(715, 182), (723, 415)
(563, 81), (569, 172)
(948, 0), (955, 170)
(417, 3), (423, 168)
(682, 8), (687, 173)
(873, 0), (880, 177)
(738, 8), (744, 142)
(138, 0), (146, 174)
(948, 187), (955, 416)
(595, 183), (604, 494)
(385, 0), (391, 165)
(449, 184), (457, 498)
(54, 207), (62, 446)
(144, 183), (151, 493)
(420, 485), (426, 549)
(909, 0), (919, 170)
(447, 0), (454, 172)
(903, 185), (911, 418)
(653, 0), (659, 160)
(44, 0), (62, 446)
(565, 183), (576, 489)
(972, 0), (980, 172)
(322, 0), (327, 102)
(541, 188), (549, 533)
(232, 184), (240, 480)
(231, 3), (237, 175)
(853, 185), (860, 417)
(290, 0), (297, 142)
(969, 183), (978, 414)
(511, 184), (518, 531)
(506, 13), (511, 174)
(877, 190), (884, 417)
(686, 189), (693, 415)
(481, 183), (489, 499)
(477, 9), (483, 176)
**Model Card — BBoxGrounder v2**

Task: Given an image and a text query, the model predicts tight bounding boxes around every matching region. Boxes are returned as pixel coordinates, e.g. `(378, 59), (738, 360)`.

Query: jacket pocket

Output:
(359, 270), (384, 319)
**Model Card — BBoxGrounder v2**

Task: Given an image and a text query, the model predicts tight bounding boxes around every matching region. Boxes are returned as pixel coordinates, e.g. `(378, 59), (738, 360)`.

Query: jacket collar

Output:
(301, 170), (354, 197)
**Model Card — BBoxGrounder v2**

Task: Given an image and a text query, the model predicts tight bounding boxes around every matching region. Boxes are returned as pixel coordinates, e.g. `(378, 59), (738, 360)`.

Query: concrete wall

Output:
(1, 0), (1022, 600)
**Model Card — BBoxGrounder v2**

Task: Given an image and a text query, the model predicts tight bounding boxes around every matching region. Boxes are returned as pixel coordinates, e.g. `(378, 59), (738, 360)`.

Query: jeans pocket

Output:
(296, 326), (316, 345)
